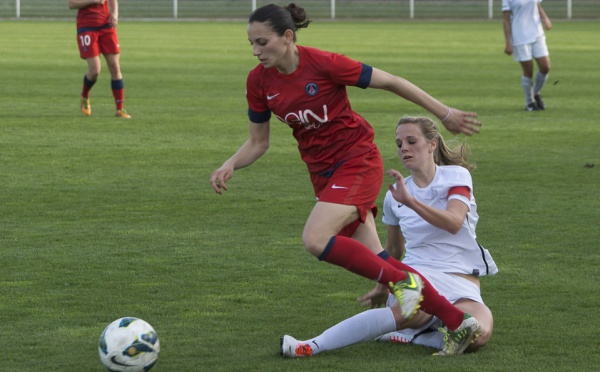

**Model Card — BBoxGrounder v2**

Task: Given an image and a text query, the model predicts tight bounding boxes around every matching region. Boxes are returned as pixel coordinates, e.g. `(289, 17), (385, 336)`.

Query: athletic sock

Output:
(412, 329), (445, 350)
(111, 79), (125, 110)
(533, 71), (549, 96)
(82, 75), (96, 98)
(379, 253), (465, 330)
(305, 307), (397, 355)
(318, 236), (407, 286)
(522, 75), (534, 104)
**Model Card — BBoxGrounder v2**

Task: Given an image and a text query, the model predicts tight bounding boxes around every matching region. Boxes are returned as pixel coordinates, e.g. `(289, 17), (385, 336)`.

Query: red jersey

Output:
(76, 2), (110, 29)
(246, 46), (375, 174)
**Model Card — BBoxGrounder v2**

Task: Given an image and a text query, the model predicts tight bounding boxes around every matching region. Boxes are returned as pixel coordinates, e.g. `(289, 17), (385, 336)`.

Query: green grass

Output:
(1, 20), (599, 371)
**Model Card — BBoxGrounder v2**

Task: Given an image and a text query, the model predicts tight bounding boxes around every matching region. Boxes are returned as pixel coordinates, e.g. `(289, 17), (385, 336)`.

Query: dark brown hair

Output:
(249, 3), (312, 42)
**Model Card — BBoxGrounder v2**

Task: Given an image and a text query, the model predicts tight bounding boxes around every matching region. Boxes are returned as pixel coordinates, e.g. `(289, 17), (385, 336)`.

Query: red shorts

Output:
(77, 27), (120, 59)
(310, 146), (384, 235)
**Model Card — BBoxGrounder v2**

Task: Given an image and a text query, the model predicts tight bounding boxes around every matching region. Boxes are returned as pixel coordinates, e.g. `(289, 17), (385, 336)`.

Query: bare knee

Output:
(468, 322), (492, 351)
(301, 231), (331, 257)
(86, 68), (100, 81)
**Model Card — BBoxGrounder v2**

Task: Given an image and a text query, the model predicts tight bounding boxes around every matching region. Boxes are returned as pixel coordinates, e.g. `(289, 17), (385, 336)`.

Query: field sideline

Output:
(0, 20), (599, 371)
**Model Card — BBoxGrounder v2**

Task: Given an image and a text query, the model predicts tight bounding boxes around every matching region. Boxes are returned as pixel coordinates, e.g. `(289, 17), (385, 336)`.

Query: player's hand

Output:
(357, 282), (390, 308)
(504, 44), (513, 56)
(386, 169), (412, 205)
(108, 13), (118, 27)
(440, 107), (481, 136)
(210, 166), (234, 194)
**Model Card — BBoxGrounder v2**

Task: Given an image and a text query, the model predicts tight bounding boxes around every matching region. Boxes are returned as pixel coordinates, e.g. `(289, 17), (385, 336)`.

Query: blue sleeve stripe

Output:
(356, 63), (373, 89)
(248, 108), (271, 123)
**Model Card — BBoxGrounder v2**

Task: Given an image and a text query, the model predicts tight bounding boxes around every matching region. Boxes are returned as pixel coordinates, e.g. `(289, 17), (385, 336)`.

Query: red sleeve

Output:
(246, 67), (267, 113)
(448, 186), (471, 199)
(328, 52), (366, 86)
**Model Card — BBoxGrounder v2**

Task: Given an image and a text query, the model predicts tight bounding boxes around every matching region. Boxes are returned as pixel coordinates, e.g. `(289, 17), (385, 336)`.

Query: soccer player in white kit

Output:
(280, 116), (497, 357)
(502, 0), (553, 111)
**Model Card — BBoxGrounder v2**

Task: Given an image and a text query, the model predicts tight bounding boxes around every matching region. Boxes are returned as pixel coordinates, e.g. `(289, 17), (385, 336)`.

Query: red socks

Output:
(111, 79), (125, 110)
(382, 254), (465, 330)
(319, 236), (407, 287)
(82, 75), (96, 98)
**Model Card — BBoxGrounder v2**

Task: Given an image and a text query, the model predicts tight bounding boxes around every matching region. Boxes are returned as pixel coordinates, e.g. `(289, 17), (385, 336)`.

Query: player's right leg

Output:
(81, 57), (101, 116)
(303, 202), (423, 321)
(77, 30), (101, 116)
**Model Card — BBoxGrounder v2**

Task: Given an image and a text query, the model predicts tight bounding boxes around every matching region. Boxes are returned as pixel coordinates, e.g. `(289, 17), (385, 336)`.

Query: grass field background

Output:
(1, 20), (599, 371)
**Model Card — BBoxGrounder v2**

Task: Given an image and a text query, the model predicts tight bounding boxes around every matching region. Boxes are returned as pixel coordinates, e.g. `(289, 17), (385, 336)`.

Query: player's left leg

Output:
(450, 298), (493, 351)
(533, 55), (551, 110)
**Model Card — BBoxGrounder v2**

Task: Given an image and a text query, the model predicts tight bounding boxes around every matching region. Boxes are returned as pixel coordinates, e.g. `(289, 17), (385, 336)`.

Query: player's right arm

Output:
(68, 0), (104, 10)
(210, 120), (270, 194)
(502, 11), (513, 55)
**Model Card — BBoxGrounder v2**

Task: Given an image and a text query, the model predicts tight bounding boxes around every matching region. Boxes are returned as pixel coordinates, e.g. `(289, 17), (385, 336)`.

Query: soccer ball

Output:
(98, 317), (160, 372)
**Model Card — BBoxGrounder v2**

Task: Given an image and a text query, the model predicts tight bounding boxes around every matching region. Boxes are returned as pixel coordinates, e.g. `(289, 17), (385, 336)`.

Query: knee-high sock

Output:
(305, 308), (397, 355)
(533, 71), (548, 96)
(111, 79), (125, 110)
(522, 75), (534, 104)
(319, 236), (408, 286)
(81, 75), (96, 98)
(379, 252), (465, 330)
(413, 330), (445, 350)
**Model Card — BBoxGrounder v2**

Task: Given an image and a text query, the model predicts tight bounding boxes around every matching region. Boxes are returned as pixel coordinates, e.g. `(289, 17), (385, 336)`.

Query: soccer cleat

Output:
(280, 335), (313, 358)
(375, 331), (414, 344)
(525, 102), (540, 111)
(534, 94), (546, 110)
(433, 313), (481, 356)
(389, 271), (424, 321)
(115, 109), (131, 119)
(81, 97), (91, 116)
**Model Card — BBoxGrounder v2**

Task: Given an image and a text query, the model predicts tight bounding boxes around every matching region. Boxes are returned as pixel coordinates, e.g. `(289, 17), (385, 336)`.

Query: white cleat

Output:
(280, 335), (313, 358)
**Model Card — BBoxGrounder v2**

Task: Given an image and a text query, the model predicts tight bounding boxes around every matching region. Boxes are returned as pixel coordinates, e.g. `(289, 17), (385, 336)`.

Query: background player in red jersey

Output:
(68, 0), (130, 118)
(210, 3), (482, 355)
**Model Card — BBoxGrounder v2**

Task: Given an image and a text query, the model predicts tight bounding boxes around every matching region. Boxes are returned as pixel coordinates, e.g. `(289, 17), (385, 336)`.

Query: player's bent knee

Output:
(468, 324), (492, 351)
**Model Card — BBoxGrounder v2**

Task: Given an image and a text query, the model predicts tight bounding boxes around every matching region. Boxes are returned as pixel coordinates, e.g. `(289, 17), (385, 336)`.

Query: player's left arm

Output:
(538, 3), (552, 31)
(386, 169), (468, 234)
(108, 0), (119, 27)
(368, 67), (481, 136)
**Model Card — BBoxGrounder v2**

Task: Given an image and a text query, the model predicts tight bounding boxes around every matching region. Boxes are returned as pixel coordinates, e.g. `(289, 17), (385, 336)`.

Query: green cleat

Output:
(389, 271), (424, 321)
(433, 313), (481, 356)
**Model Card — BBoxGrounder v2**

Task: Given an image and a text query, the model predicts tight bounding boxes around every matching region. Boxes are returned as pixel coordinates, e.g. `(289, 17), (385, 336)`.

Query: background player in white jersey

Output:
(281, 116), (497, 357)
(502, 0), (552, 111)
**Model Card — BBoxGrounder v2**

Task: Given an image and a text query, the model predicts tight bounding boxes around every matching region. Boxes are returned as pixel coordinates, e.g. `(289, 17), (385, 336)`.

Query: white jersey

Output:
(502, 0), (545, 46)
(382, 165), (498, 276)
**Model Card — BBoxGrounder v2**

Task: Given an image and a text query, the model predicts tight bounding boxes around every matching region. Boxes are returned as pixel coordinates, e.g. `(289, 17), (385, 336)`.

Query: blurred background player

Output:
(69, 0), (130, 118)
(502, 0), (552, 111)
(281, 116), (497, 357)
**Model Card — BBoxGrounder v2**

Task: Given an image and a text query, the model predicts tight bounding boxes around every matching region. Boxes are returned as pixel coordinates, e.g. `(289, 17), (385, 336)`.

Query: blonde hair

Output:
(396, 116), (475, 171)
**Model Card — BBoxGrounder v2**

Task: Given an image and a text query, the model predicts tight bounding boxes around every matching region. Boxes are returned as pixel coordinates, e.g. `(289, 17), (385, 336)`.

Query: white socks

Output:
(523, 72), (549, 105)
(533, 71), (549, 96)
(412, 330), (445, 349)
(304, 307), (397, 355)
(522, 75), (534, 105)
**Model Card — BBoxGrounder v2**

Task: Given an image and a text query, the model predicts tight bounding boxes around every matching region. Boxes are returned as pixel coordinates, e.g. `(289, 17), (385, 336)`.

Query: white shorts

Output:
(386, 266), (484, 334)
(513, 36), (549, 62)
(387, 266), (483, 306)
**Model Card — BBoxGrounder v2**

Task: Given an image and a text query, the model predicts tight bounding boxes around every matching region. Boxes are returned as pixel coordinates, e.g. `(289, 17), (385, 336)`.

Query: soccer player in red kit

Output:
(69, 0), (130, 118)
(210, 3), (482, 355)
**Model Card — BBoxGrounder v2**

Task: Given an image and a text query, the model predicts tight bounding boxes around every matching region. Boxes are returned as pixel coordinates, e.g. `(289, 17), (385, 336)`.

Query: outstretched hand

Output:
(441, 108), (481, 136)
(210, 166), (234, 194)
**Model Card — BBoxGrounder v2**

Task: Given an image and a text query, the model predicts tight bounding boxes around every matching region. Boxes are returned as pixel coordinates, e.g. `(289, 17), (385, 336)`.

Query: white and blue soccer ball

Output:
(98, 317), (160, 372)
